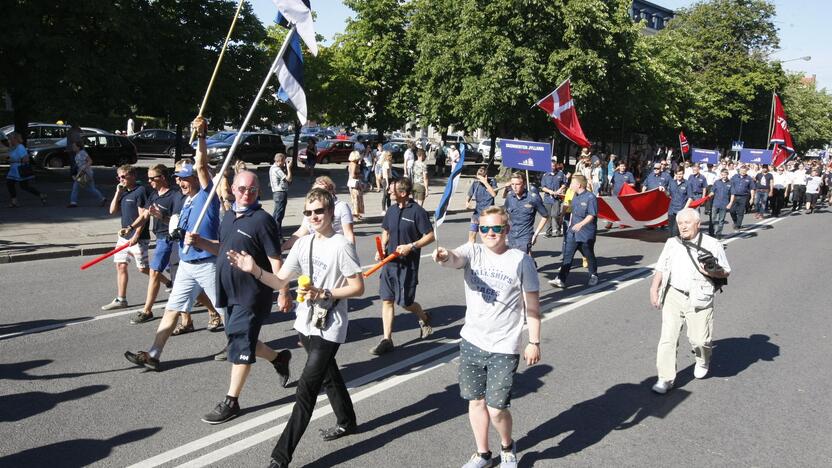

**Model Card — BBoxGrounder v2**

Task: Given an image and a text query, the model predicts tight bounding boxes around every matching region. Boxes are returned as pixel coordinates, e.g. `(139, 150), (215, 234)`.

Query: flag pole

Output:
(188, 0), (246, 145)
(531, 76), (572, 109)
(766, 91), (776, 150)
(183, 25), (297, 254)
(678, 133), (685, 163)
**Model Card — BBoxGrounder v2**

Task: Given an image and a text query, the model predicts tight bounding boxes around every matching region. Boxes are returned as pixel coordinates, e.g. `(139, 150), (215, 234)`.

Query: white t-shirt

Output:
(282, 233), (362, 343)
(790, 171), (807, 186)
(805, 176), (822, 194)
(772, 172), (789, 189)
(301, 198), (353, 236)
(703, 170), (717, 186)
(453, 243), (539, 355)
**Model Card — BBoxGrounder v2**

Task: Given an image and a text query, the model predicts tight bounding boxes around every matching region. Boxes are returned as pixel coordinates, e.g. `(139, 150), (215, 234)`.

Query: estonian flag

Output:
(274, 30), (307, 125)
(272, 0), (318, 56)
(434, 144), (465, 228)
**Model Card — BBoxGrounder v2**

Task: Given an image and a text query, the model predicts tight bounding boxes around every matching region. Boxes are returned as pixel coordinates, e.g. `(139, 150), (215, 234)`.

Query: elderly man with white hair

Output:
(649, 208), (731, 394)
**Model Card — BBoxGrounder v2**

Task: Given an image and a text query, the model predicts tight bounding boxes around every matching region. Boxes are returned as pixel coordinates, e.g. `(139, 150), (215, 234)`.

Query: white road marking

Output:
(133, 216), (786, 467)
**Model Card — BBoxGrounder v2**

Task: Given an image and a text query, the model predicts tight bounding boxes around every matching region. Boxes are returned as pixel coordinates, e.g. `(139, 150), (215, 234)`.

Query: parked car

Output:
(477, 138), (502, 161)
(382, 141), (408, 163)
(444, 142), (483, 163)
(29, 132), (138, 168)
(129, 128), (191, 157)
(298, 139), (356, 165)
(352, 132), (385, 148)
(204, 132), (285, 165)
(285, 134), (318, 157)
(1, 123), (105, 163)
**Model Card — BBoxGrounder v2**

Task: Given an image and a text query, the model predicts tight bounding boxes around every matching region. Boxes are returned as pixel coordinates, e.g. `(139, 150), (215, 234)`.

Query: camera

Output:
(169, 227), (186, 241)
(697, 252), (719, 273)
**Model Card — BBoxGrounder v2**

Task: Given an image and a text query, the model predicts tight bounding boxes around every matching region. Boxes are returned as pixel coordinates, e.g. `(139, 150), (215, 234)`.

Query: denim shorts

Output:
(149, 237), (174, 272)
(166, 259), (222, 317)
(225, 304), (269, 364)
(458, 339), (519, 409)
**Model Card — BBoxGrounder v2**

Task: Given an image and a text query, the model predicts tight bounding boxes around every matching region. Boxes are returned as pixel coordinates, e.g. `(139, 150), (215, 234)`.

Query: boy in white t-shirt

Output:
(433, 205), (542, 468)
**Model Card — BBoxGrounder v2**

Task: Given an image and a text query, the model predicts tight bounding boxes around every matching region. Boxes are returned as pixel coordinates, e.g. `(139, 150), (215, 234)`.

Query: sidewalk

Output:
(0, 162), (487, 264)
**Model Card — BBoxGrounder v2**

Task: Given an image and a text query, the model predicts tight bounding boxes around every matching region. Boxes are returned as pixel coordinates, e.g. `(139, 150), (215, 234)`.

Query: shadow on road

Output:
(0, 384), (109, 422)
(0, 427), (161, 468)
(0, 359), (127, 381)
(305, 364), (553, 467)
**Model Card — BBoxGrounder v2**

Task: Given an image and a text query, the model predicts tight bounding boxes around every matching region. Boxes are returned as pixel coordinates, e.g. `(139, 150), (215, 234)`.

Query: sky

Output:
(250, 0), (830, 89)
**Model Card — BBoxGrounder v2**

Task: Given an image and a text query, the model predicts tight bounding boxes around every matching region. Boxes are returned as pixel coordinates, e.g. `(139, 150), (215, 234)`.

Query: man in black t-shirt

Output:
(102, 165), (151, 311)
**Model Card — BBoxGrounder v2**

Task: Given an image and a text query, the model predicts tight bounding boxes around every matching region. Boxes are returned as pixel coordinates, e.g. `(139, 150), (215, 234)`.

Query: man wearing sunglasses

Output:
(504, 172), (548, 254)
(124, 116), (224, 371)
(183, 170), (292, 425)
(549, 175), (598, 288)
(370, 177), (435, 355)
(102, 165), (151, 311)
(433, 205), (541, 468)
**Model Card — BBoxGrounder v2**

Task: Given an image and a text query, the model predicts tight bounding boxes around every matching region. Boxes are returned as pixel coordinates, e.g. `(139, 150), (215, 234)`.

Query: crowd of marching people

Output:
(58, 114), (829, 467)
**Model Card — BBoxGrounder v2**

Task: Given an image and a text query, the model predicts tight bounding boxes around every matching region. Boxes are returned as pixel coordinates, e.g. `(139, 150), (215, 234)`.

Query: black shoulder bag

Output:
(678, 233), (728, 292)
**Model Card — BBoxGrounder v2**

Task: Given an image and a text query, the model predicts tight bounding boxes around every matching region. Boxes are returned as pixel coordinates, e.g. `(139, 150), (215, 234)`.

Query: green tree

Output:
(781, 74), (832, 153)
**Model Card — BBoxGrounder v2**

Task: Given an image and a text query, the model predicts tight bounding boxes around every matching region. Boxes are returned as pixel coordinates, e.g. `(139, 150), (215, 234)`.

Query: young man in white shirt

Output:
(433, 205), (541, 468)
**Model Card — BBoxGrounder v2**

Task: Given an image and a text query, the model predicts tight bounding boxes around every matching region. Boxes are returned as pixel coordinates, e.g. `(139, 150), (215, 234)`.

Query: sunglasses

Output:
(302, 208), (327, 216)
(479, 224), (506, 234)
(117, 174), (130, 179)
(148, 175), (164, 181)
(235, 186), (258, 194)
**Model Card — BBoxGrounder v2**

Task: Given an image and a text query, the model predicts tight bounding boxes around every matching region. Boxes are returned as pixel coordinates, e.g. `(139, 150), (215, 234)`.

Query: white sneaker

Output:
(500, 441), (518, 468)
(101, 298), (128, 311)
(651, 380), (673, 394)
(587, 275), (599, 286)
(694, 363), (709, 379)
(462, 453), (494, 468)
(548, 277), (565, 288)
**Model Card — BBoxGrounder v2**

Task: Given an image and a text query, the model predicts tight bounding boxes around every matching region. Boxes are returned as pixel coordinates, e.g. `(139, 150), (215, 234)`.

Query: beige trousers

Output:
(656, 287), (714, 382)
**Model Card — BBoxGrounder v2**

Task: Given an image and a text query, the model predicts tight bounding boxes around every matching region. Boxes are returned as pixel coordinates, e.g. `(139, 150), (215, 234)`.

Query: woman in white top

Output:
(380, 150), (393, 214)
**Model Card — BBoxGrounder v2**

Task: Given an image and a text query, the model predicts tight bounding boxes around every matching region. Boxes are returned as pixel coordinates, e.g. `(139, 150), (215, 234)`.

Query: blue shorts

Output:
(225, 304), (269, 365)
(458, 339), (519, 409)
(149, 237), (174, 272)
(379, 263), (418, 307)
(470, 214), (480, 232)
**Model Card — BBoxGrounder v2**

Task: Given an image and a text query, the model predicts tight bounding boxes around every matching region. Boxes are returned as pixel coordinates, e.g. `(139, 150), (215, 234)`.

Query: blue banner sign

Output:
(691, 148), (719, 164)
(499, 139), (552, 172)
(739, 148), (773, 164)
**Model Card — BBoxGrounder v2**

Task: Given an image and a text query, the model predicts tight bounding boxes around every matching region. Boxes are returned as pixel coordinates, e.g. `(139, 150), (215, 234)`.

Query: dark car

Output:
(205, 132), (285, 165)
(129, 128), (194, 157)
(29, 133), (138, 168)
(382, 141), (407, 163)
(299, 139), (356, 164)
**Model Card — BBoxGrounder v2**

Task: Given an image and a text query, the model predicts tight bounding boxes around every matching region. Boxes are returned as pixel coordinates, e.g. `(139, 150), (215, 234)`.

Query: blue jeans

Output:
(754, 191), (769, 215)
(272, 191), (288, 240)
(70, 178), (104, 205)
(557, 236), (597, 282)
(712, 207), (728, 237)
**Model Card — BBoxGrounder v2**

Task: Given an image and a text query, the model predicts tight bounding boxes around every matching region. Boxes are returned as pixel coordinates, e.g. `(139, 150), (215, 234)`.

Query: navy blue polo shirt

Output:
(119, 185), (150, 240)
(177, 180), (221, 262)
(147, 189), (182, 238)
(216, 207), (281, 308)
(504, 189), (547, 245)
(729, 174), (755, 196)
(711, 179), (731, 209)
(467, 177), (497, 216)
(540, 170), (566, 204)
(611, 171), (635, 195)
(567, 190), (598, 242)
(687, 173), (708, 199)
(668, 179), (689, 215)
(755, 172), (773, 191)
(644, 172), (669, 191)
(381, 200), (433, 271)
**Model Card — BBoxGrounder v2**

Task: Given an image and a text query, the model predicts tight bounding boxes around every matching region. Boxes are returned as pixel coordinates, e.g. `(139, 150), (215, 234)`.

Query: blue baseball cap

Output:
(174, 163), (195, 178)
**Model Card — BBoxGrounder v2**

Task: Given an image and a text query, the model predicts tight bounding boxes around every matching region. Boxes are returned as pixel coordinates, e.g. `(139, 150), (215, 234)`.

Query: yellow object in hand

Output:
(296, 275), (311, 302)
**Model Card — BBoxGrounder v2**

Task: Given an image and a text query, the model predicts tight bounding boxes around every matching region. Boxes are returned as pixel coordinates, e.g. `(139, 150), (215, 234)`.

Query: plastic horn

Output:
(80, 243), (131, 270)
(375, 236), (384, 258)
(363, 252), (400, 278)
(296, 275), (311, 302)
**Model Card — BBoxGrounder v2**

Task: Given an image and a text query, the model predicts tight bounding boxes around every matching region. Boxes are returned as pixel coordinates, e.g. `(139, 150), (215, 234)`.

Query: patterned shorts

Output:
(458, 339), (519, 409)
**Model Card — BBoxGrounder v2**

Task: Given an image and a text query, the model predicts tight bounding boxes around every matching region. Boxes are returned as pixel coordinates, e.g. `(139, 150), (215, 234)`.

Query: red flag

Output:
(679, 131), (690, 154)
(771, 144), (789, 168)
(688, 194), (712, 209)
(597, 187), (670, 228)
(535, 79), (591, 148)
(769, 94), (795, 153)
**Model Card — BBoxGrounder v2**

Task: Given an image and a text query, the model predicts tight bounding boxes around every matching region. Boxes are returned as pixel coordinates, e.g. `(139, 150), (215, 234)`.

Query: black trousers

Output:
(271, 333), (356, 465)
(557, 237), (597, 281)
(668, 212), (679, 237)
(791, 185), (806, 210)
(730, 195), (749, 228)
(771, 188), (786, 217)
(6, 179), (41, 198)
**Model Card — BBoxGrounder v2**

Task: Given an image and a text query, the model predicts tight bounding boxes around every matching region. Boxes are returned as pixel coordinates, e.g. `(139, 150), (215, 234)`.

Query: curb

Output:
(1, 245), (118, 264)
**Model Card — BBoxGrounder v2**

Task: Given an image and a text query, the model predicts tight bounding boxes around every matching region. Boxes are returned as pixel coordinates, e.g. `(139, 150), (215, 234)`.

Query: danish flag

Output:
(534, 79), (591, 148)
(597, 185), (669, 228)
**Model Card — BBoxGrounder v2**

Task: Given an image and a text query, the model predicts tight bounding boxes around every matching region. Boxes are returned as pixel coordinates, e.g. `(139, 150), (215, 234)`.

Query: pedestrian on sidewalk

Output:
(373, 142), (384, 192)
(186, 169), (292, 425)
(102, 164), (151, 311)
(548, 175), (599, 288)
(347, 150), (364, 220)
(649, 208), (730, 394)
(124, 116), (225, 371)
(67, 141), (106, 208)
(411, 148), (429, 207)
(269, 152), (292, 242)
(432, 205), (541, 468)
(5, 132), (46, 207)
(227, 188), (365, 468)
(380, 151), (393, 214)
(370, 177), (435, 356)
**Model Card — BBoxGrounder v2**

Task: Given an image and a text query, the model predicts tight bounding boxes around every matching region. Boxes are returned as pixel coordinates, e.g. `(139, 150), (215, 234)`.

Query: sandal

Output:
(172, 321), (195, 336)
(206, 312), (223, 332)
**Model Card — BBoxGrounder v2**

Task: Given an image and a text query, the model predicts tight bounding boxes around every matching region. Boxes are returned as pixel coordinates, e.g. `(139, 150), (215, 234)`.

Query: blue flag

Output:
(274, 30), (307, 124)
(434, 145), (465, 228)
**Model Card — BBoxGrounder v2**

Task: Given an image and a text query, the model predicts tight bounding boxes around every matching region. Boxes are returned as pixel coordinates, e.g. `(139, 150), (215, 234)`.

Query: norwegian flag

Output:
(679, 131), (690, 154)
(597, 185), (670, 228)
(534, 79), (591, 148)
(769, 94), (795, 153)
(771, 144), (790, 168)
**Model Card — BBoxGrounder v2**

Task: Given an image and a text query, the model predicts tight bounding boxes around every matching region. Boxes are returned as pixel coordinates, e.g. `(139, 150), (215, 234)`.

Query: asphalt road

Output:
(1, 205), (830, 467)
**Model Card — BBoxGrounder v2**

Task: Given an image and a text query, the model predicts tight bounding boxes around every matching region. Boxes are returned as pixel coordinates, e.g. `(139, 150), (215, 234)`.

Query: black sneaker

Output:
(201, 399), (241, 425)
(130, 311), (154, 324)
(319, 423), (356, 441)
(268, 459), (287, 468)
(124, 350), (160, 371)
(214, 346), (228, 361)
(369, 338), (394, 355)
(272, 349), (292, 388)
